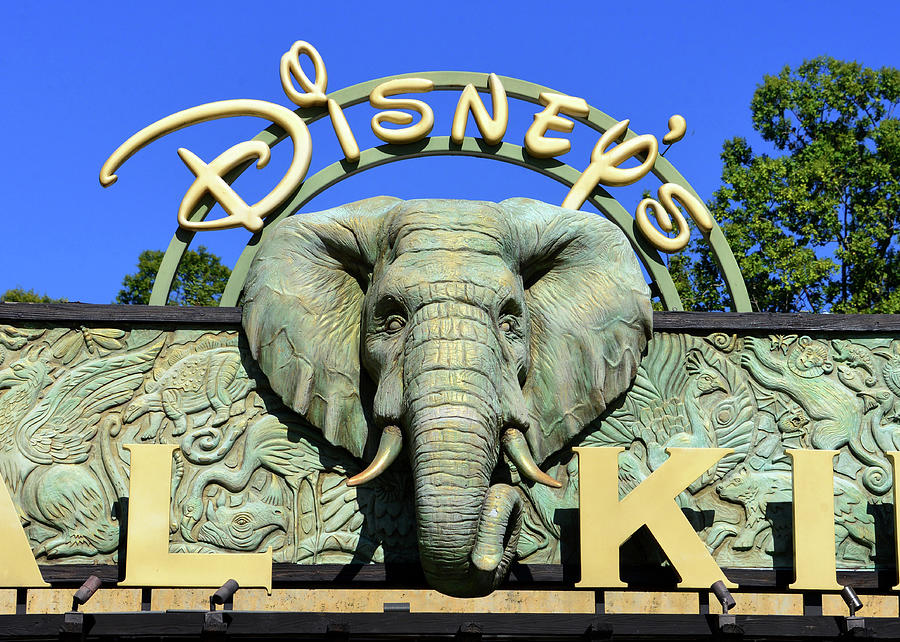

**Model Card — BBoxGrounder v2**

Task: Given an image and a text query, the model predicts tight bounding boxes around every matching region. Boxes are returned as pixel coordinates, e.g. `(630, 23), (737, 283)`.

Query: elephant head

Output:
(242, 197), (651, 596)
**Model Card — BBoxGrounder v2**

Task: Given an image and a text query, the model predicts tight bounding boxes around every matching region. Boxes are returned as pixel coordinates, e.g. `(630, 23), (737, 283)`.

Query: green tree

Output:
(116, 246), (231, 306)
(1, 288), (67, 303)
(674, 57), (900, 312)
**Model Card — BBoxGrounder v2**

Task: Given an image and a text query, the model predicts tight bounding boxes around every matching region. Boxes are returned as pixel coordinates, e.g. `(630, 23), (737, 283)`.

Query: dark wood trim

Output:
(1, 303), (898, 333)
(1, 611), (897, 639)
(653, 311), (900, 333)
(0, 303), (242, 325)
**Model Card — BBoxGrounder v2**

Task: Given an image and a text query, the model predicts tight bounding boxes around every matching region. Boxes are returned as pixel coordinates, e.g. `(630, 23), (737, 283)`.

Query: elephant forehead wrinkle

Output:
(405, 335), (502, 367)
(408, 404), (498, 429)
(405, 342), (504, 381)
(406, 309), (492, 336)
(393, 229), (504, 256)
(405, 373), (499, 410)
(407, 396), (497, 424)
(403, 281), (511, 312)
(391, 211), (507, 248)
(411, 301), (489, 325)
(411, 425), (495, 456)
(405, 365), (497, 393)
(413, 466), (492, 490)
(407, 317), (494, 345)
(406, 344), (499, 380)
(411, 310), (490, 330)
(407, 387), (498, 418)
(393, 264), (506, 289)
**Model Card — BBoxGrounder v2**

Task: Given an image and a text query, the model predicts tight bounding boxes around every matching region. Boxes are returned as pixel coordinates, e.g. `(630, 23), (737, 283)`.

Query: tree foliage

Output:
(116, 246), (231, 306)
(674, 57), (900, 312)
(0, 288), (67, 303)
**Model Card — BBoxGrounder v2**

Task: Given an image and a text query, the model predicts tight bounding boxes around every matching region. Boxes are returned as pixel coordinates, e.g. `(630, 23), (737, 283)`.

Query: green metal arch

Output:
(151, 71), (749, 312)
(220, 137), (681, 308)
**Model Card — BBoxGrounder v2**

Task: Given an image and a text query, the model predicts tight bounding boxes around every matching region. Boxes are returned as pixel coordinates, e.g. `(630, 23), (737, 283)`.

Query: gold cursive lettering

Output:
(280, 40), (360, 163)
(663, 114), (687, 145)
(562, 119), (657, 210)
(370, 78), (435, 144)
(451, 73), (508, 146)
(524, 92), (589, 159)
(100, 99), (312, 233)
(635, 183), (714, 253)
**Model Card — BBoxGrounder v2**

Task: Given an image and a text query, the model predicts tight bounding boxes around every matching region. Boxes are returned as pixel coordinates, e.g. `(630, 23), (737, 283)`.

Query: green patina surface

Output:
(0, 324), (895, 573)
(0, 200), (895, 597)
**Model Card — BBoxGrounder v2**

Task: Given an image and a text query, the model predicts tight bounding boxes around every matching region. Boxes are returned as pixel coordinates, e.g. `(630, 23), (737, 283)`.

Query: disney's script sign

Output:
(100, 40), (710, 254)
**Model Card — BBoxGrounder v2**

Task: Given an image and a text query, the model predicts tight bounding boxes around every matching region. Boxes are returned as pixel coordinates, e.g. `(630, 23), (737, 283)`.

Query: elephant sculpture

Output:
(242, 196), (652, 596)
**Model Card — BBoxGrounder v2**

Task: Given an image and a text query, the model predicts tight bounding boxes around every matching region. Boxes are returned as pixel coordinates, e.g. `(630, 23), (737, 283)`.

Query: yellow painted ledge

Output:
(234, 589), (595, 613)
(823, 593), (899, 617)
(152, 588), (214, 611)
(27, 589), (141, 614)
(605, 591), (697, 614)
(0, 590), (15, 615)
(14, 588), (900, 617)
(709, 593), (803, 616)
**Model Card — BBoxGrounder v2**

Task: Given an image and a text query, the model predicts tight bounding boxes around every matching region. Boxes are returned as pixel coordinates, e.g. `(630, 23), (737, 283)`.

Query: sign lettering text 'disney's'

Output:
(99, 40), (709, 254)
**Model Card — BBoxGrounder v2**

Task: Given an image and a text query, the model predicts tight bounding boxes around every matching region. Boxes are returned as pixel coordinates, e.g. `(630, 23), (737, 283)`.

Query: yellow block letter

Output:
(889, 452), (900, 591)
(0, 479), (47, 587)
(787, 449), (842, 591)
(575, 446), (734, 589)
(120, 444), (272, 591)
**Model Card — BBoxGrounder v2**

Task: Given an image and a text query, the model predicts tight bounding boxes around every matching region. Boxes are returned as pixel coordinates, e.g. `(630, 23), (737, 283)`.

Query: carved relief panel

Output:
(0, 323), (896, 576)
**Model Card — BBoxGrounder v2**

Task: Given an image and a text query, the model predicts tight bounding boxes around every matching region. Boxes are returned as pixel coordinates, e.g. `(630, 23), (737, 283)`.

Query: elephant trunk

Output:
(472, 484), (522, 573)
(404, 304), (523, 597)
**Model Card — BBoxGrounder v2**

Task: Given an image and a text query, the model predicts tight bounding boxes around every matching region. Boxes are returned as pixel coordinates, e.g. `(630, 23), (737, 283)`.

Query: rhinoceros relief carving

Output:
(2, 198), (899, 597)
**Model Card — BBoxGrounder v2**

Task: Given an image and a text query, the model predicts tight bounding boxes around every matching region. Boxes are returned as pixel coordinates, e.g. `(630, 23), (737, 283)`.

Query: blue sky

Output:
(2, 1), (898, 303)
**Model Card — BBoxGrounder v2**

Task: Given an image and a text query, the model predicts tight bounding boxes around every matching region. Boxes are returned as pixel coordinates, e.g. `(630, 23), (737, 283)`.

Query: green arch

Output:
(151, 71), (750, 311)
(218, 137), (680, 308)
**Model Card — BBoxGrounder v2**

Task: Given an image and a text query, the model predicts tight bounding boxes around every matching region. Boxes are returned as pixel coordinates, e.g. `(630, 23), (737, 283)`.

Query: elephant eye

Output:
(498, 316), (519, 335)
(385, 316), (406, 334)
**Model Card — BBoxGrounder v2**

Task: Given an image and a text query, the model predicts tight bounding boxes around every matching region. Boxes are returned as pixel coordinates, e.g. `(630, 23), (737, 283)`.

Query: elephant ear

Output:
(241, 196), (401, 459)
(502, 198), (652, 464)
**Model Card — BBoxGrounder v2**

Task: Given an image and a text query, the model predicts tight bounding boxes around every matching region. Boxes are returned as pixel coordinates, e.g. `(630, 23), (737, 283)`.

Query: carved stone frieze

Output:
(0, 324), (897, 574)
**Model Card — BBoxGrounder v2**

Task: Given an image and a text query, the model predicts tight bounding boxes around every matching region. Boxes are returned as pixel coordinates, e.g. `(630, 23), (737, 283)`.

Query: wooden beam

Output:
(3, 303), (900, 334)
(3, 610), (900, 639)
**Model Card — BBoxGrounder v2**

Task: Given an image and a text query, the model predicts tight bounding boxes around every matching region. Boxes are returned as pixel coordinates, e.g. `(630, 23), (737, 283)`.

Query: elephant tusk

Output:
(347, 425), (403, 487)
(502, 428), (562, 488)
